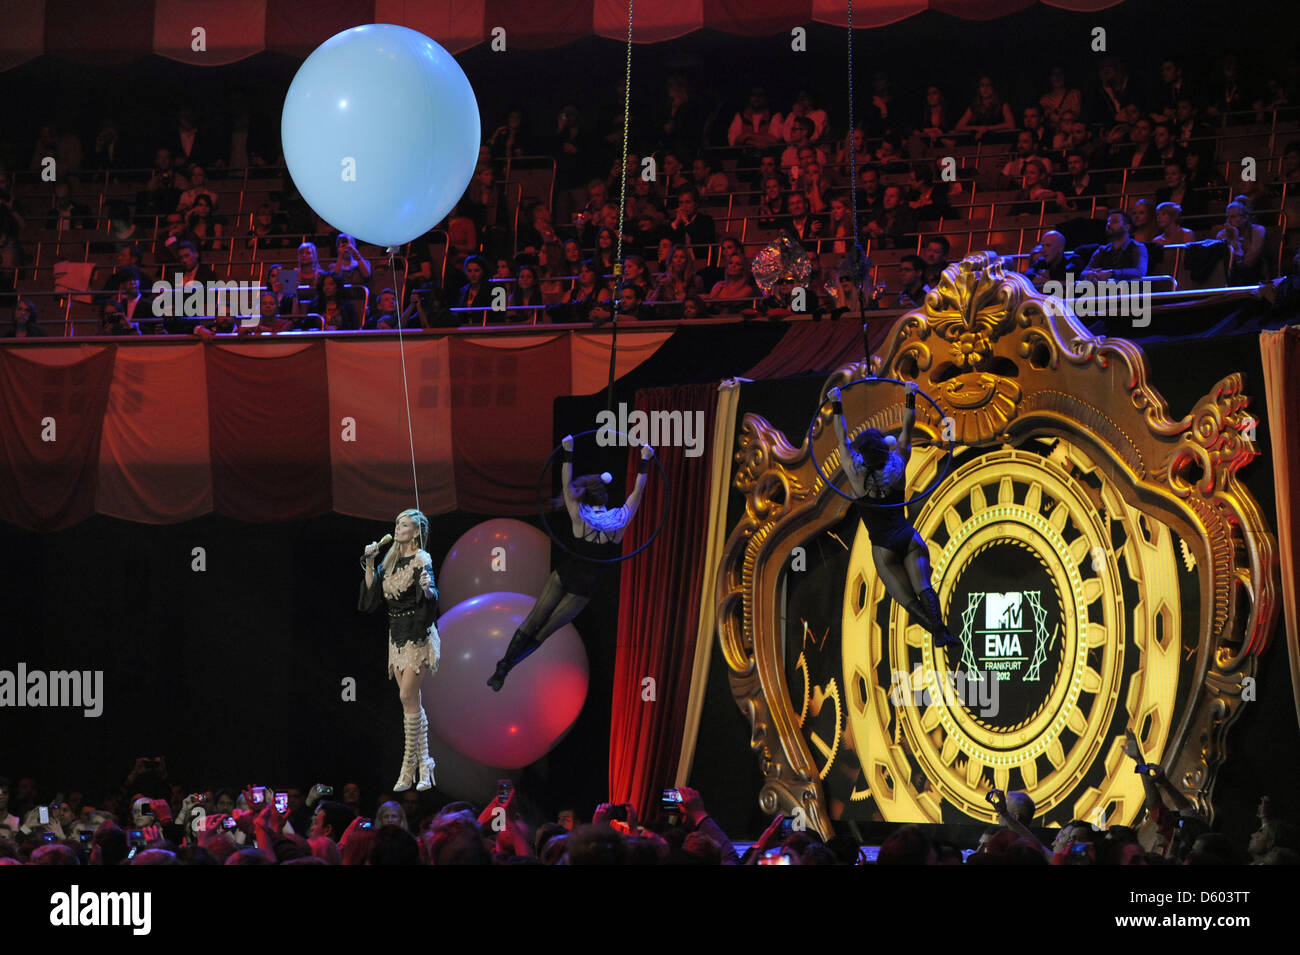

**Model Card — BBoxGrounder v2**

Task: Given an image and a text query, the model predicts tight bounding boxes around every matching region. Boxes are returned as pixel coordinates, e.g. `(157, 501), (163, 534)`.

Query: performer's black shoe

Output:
(487, 628), (537, 692)
(919, 588), (961, 649)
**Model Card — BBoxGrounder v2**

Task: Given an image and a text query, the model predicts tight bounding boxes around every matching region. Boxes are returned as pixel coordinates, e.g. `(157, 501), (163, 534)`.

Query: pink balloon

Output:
(424, 591), (588, 769)
(438, 519), (552, 609)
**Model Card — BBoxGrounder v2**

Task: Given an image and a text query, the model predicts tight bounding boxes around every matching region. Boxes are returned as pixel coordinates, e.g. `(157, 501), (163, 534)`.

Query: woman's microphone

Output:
(365, 533), (394, 558)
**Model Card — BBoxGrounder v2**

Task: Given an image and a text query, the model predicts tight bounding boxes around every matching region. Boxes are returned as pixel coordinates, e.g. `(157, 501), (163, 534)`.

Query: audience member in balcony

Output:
(116, 270), (152, 329)
(825, 195), (856, 256)
(648, 244), (703, 305)
(163, 241), (216, 287)
(460, 164), (502, 241)
(313, 272), (360, 331)
(245, 203), (289, 252)
(455, 255), (489, 311)
(516, 202), (558, 254)
(780, 118), (827, 180)
(1151, 123), (1186, 170)
(913, 86), (953, 149)
(783, 191), (824, 246)
(782, 89), (829, 144)
(837, 126), (874, 175)
(92, 118), (122, 171)
(920, 235), (951, 286)
(1205, 54), (1250, 126)
(625, 176), (666, 231)
(708, 252), (758, 311)
(104, 243), (146, 292)
(728, 86), (783, 150)
(1088, 58), (1139, 126)
(105, 200), (141, 245)
(1116, 117), (1161, 178)
(3, 299), (44, 338)
(572, 179), (607, 238)
(249, 291), (295, 335)
(561, 259), (613, 323)
(657, 153), (691, 202)
(621, 254), (653, 297)
(1002, 130), (1054, 183)
(1012, 161), (1059, 215)
(907, 165), (952, 222)
(553, 106), (601, 219)
(537, 241), (569, 303)
(954, 77), (1016, 142)
(1217, 201), (1268, 283)
(896, 255), (930, 308)
(801, 158), (831, 214)
(1021, 105), (1050, 152)
(1182, 149), (1225, 197)
(364, 288), (402, 330)
(668, 187), (716, 254)
(656, 73), (704, 158)
(1151, 59), (1193, 123)
(185, 194), (224, 251)
(866, 186), (916, 249)
(867, 71), (896, 139)
(1172, 99), (1213, 156)
(758, 177), (788, 229)
(1054, 149), (1107, 213)
(171, 109), (209, 175)
(1040, 66), (1083, 130)
(1129, 199), (1157, 242)
(100, 300), (141, 336)
(47, 181), (92, 231)
(333, 233), (372, 286)
(506, 263), (544, 322)
(690, 155), (729, 201)
(264, 265), (297, 315)
(488, 109), (527, 173)
(745, 154), (785, 193)
(560, 237), (584, 280)
(177, 166), (217, 213)
(1082, 210), (1148, 281)
(138, 148), (189, 217)
(1153, 203), (1195, 245)
(1155, 163), (1203, 220)
(854, 166), (884, 222)
(873, 136), (909, 174)
(296, 241), (324, 293)
(1024, 230), (1069, 289)
(590, 226), (618, 276)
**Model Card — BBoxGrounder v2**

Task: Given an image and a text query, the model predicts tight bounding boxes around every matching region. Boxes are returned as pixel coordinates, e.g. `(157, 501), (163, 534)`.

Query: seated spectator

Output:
(625, 177), (666, 231)
(1040, 66), (1082, 130)
(456, 255), (490, 311)
(681, 293), (711, 320)
(648, 244), (703, 305)
(48, 181), (92, 231)
(507, 263), (545, 323)
(708, 252), (758, 309)
(1130, 199), (1157, 242)
(246, 203), (290, 251)
(1082, 210), (1148, 280)
(782, 191), (824, 246)
(3, 298), (44, 338)
(757, 177), (788, 228)
(914, 86), (952, 146)
(824, 195), (856, 256)
(295, 241), (324, 296)
(667, 186), (716, 255)
(1053, 149), (1107, 213)
(779, 117), (827, 179)
(836, 125), (873, 173)
(364, 288), (402, 329)
(691, 155), (730, 199)
(780, 89), (829, 144)
(873, 135), (909, 173)
(800, 158), (831, 214)
(115, 269), (153, 328)
(163, 241), (216, 287)
(1155, 163), (1203, 219)
(620, 254), (653, 297)
(920, 234), (950, 286)
(896, 254), (930, 308)
(561, 259), (613, 323)
(1012, 161), (1060, 214)
(1022, 104), (1050, 151)
(516, 201), (560, 252)
(906, 164), (953, 222)
(312, 272), (360, 331)
(1151, 122), (1186, 169)
(1002, 130), (1054, 182)
(333, 233), (372, 285)
(184, 194), (224, 251)
(1216, 200), (1268, 283)
(1172, 98), (1213, 156)
(156, 212), (199, 268)
(536, 241), (569, 304)
(1025, 230), (1069, 288)
(616, 281), (651, 322)
(245, 291), (295, 334)
(728, 86), (783, 150)
(954, 77), (1016, 141)
(1153, 202), (1195, 244)
(854, 166), (884, 220)
(137, 148), (189, 216)
(177, 166), (217, 213)
(745, 153), (785, 193)
(865, 185), (916, 248)
(657, 152), (690, 199)
(593, 226), (619, 277)
(1117, 118), (1162, 178)
(1205, 54), (1250, 126)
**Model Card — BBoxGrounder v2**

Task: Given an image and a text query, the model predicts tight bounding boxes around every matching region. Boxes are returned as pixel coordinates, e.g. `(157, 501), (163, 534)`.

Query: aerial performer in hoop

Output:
(827, 380), (960, 648)
(487, 434), (656, 691)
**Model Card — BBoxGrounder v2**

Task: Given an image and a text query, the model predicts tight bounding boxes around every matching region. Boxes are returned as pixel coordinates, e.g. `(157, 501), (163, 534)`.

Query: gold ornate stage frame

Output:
(715, 253), (1280, 838)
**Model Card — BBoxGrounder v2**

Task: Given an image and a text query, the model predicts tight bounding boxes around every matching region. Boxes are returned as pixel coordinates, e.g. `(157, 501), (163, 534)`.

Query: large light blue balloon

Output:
(281, 23), (481, 247)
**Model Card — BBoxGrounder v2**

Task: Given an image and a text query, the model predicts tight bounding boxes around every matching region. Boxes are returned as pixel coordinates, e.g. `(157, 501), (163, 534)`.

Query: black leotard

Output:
(851, 484), (917, 557)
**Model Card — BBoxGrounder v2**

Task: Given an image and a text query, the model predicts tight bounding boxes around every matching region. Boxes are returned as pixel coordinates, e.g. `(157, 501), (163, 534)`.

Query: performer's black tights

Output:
(519, 570), (589, 645)
(873, 536), (936, 615)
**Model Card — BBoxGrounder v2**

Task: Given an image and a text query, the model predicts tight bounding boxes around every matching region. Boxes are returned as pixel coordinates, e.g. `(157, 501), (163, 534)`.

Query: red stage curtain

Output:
(44, 0), (153, 65)
(485, 0), (593, 48)
(205, 342), (333, 521)
(704, 0), (811, 35)
(450, 335), (572, 515)
(743, 319), (880, 379)
(609, 382), (718, 811)
(97, 345), (212, 524)
(265, 0), (373, 57)
(0, 346), (116, 531)
(154, 0), (269, 65)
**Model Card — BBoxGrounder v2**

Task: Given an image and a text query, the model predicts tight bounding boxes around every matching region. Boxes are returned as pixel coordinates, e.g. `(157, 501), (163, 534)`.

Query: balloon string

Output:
(607, 0), (634, 414)
(390, 248), (420, 512)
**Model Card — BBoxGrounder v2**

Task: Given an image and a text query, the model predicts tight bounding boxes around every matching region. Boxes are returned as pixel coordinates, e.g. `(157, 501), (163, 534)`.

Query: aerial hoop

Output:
(535, 428), (670, 564)
(808, 376), (955, 509)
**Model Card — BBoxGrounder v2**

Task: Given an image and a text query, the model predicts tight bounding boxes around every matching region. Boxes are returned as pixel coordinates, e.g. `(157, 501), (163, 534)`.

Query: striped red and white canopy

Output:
(2, 0), (1125, 71)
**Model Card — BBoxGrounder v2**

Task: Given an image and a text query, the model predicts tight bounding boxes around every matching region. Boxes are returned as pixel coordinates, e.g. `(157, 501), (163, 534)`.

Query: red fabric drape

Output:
(205, 343), (333, 521)
(609, 382), (718, 811)
(264, 0), (374, 57)
(743, 318), (881, 379)
(0, 347), (116, 531)
(450, 335), (572, 515)
(154, 0), (269, 65)
(44, 0), (154, 65)
(704, 0), (811, 35)
(484, 0), (593, 48)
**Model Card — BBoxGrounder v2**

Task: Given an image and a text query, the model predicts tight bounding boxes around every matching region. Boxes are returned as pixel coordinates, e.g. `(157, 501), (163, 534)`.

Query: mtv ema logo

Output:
(984, 592), (1023, 630)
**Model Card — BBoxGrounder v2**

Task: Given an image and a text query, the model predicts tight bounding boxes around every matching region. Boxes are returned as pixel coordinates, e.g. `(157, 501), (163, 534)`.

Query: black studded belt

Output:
(389, 609), (418, 618)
